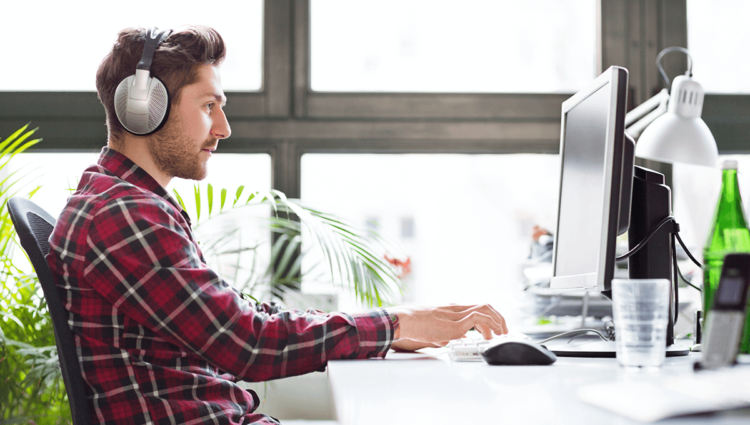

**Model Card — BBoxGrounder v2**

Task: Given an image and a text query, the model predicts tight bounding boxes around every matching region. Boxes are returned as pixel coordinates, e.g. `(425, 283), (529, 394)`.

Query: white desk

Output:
(328, 346), (750, 425)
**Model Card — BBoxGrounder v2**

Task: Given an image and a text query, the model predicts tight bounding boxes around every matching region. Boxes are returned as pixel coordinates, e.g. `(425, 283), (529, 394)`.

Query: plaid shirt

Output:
(47, 147), (396, 425)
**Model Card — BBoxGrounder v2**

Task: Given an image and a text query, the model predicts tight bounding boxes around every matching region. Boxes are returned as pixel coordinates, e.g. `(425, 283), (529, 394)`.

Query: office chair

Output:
(7, 198), (90, 425)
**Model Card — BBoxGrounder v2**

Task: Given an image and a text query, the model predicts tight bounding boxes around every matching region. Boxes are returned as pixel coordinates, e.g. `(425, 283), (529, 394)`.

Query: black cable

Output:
(676, 265), (701, 291)
(616, 216), (676, 261)
(675, 232), (703, 268)
(616, 216), (702, 291)
(671, 234), (679, 325)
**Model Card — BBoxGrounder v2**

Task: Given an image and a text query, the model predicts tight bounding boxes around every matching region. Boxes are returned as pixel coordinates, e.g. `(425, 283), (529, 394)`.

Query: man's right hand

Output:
(386, 304), (508, 346)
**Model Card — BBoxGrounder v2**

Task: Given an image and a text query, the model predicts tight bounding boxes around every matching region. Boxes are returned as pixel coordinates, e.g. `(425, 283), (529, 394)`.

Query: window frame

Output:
(0, 0), (747, 200)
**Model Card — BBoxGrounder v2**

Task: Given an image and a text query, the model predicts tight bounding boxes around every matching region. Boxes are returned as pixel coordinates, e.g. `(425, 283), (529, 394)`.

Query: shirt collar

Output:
(96, 147), (192, 226)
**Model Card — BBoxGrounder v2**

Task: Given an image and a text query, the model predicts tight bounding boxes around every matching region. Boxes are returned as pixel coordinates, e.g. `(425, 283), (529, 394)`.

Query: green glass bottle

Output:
(703, 160), (750, 353)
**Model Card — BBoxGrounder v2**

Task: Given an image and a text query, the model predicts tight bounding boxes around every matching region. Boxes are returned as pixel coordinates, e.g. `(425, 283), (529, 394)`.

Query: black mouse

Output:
(481, 340), (557, 366)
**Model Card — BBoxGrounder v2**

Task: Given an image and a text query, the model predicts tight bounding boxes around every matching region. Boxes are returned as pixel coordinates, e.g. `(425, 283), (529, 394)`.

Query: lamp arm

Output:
(625, 89), (670, 127)
(625, 104), (668, 139)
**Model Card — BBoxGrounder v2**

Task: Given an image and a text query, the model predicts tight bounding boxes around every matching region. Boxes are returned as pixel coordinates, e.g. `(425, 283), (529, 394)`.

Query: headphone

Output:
(114, 27), (173, 136)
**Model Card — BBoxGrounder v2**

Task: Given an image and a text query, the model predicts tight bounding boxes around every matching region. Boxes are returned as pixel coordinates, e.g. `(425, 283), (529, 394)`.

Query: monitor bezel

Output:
(550, 66), (629, 295)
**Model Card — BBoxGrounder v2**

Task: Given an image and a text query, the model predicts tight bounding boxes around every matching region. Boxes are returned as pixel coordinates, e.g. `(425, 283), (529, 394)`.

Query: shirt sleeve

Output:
(82, 194), (395, 382)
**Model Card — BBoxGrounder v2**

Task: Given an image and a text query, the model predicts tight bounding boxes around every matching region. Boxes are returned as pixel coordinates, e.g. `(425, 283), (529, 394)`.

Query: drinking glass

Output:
(612, 279), (670, 367)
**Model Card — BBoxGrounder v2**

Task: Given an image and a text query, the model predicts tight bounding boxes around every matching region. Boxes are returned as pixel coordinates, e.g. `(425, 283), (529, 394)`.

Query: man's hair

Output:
(96, 25), (226, 143)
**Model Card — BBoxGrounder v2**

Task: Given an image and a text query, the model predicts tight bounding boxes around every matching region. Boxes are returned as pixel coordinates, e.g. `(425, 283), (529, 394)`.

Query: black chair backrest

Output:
(7, 198), (90, 425)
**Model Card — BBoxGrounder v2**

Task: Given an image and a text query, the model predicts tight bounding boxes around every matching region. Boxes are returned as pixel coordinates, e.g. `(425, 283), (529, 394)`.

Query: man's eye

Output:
(206, 103), (214, 111)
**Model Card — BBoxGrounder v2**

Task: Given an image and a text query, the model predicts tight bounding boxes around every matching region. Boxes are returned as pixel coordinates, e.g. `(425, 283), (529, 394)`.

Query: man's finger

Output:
(475, 323), (492, 340)
(446, 305), (508, 334)
(460, 311), (505, 336)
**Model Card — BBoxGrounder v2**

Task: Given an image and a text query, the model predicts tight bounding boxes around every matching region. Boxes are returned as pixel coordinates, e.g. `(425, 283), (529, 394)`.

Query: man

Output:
(47, 25), (507, 425)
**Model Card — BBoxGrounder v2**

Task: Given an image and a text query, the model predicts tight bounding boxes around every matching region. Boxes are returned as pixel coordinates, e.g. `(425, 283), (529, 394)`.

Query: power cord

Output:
(656, 46), (694, 89)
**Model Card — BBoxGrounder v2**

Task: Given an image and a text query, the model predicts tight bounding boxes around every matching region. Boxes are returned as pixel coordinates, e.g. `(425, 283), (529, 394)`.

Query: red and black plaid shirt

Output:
(47, 147), (396, 425)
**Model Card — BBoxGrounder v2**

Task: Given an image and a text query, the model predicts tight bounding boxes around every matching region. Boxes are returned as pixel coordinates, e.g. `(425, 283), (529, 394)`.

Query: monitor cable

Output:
(614, 216), (703, 327)
(615, 216), (702, 271)
(538, 217), (702, 345)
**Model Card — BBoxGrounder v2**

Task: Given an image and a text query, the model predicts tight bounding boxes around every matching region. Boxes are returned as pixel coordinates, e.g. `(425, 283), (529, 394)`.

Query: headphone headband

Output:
(137, 27), (173, 71)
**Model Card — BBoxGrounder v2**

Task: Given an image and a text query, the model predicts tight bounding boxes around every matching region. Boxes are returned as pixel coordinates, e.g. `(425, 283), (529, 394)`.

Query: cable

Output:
(676, 264), (701, 291)
(675, 232), (703, 268)
(538, 328), (612, 345)
(616, 216), (676, 261)
(671, 234), (680, 325)
(656, 47), (694, 89)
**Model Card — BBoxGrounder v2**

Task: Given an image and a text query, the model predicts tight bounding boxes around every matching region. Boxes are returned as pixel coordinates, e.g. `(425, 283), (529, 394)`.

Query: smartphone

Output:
(699, 253), (750, 370)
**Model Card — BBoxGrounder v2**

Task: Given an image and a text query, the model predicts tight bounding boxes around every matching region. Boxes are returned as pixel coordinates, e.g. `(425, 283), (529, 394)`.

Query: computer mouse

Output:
(481, 340), (557, 366)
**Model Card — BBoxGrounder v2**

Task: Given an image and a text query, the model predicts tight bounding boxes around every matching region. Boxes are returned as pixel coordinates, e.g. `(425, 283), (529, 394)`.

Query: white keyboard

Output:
(448, 330), (532, 362)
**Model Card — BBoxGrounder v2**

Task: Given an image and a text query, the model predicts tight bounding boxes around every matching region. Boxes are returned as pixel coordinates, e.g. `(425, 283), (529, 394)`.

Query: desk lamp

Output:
(625, 47), (719, 167)
(624, 47), (717, 345)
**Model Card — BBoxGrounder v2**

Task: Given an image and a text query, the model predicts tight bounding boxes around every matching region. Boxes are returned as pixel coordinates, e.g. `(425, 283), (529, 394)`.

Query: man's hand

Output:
(390, 339), (447, 352)
(386, 304), (507, 348)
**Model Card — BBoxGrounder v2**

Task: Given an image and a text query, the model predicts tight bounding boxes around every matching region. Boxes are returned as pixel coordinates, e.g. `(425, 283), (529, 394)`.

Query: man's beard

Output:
(148, 113), (215, 182)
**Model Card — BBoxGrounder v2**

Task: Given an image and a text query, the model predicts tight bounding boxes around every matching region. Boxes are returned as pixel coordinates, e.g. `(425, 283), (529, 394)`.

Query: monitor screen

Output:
(551, 66), (629, 295)
(554, 85), (609, 281)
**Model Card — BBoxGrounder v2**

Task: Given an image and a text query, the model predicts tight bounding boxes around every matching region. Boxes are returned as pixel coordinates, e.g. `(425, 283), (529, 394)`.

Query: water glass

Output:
(612, 279), (670, 368)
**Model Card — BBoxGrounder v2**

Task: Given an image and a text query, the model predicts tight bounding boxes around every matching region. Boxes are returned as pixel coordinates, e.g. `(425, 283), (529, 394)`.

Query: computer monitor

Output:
(548, 66), (689, 357)
(550, 66), (632, 298)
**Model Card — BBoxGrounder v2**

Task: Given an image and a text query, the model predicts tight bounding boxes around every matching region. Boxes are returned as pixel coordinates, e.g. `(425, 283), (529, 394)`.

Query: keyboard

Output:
(448, 330), (532, 362)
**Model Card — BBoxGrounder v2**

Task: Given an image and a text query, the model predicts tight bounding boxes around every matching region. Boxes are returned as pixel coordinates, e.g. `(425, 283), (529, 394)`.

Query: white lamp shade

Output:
(635, 113), (718, 168)
(634, 75), (718, 168)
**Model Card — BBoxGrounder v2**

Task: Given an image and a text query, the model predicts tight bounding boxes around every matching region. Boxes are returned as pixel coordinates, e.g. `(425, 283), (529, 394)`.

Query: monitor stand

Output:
(546, 338), (689, 358)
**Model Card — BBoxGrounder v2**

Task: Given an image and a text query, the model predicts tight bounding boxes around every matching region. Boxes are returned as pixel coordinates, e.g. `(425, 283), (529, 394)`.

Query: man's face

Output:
(149, 64), (230, 181)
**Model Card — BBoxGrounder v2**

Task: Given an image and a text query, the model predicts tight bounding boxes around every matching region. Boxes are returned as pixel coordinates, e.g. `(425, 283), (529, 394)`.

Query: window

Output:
(301, 153), (560, 314)
(687, 0), (750, 93)
(310, 0), (597, 93)
(2, 0), (263, 91)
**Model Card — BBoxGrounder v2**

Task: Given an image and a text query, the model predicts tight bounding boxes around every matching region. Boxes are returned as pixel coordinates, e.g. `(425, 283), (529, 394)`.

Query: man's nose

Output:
(212, 108), (231, 139)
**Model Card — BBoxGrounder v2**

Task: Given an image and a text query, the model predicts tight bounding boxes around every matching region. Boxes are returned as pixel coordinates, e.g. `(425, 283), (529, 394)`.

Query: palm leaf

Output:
(207, 183), (214, 217)
(177, 183), (406, 308)
(193, 183), (201, 222)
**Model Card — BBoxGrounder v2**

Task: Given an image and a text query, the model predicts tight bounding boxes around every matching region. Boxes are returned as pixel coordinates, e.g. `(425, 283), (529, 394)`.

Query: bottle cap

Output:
(723, 159), (738, 170)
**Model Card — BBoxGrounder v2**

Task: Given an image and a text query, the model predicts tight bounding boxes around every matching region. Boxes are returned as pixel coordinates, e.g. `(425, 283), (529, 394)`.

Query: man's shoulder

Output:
(54, 166), (180, 238)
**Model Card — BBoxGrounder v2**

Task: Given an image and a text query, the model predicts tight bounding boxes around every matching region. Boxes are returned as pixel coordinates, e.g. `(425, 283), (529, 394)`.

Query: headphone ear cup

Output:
(114, 75), (171, 136)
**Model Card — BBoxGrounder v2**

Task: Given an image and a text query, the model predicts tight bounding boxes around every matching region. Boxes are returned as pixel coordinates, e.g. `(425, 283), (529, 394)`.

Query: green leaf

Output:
(234, 186), (245, 207)
(194, 183), (201, 222)
(220, 188), (227, 213)
(27, 185), (42, 199)
(207, 183), (214, 218)
(172, 188), (187, 211)
(0, 123), (29, 153)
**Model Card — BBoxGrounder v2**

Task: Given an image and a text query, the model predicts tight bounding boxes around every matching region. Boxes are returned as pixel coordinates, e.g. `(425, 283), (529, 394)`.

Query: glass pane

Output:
(1, 0), (262, 91)
(311, 0), (597, 93)
(687, 0), (750, 93)
(301, 154), (560, 319)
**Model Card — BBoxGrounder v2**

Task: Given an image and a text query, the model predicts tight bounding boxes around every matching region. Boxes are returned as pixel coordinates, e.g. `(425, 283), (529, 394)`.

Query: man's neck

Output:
(108, 137), (172, 188)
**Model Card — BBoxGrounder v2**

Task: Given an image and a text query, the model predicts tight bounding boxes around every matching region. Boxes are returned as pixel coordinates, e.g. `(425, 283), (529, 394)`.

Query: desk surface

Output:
(328, 347), (750, 425)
